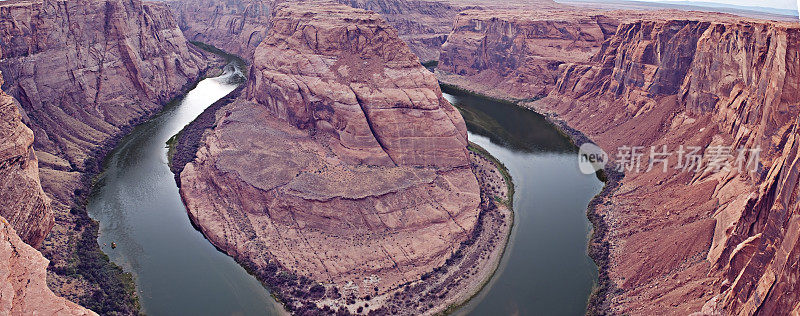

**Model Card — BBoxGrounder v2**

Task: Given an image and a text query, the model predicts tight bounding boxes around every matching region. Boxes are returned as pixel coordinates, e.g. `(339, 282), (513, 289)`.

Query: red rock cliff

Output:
(438, 7), (800, 315)
(169, 0), (460, 62)
(0, 0), (209, 311)
(177, 2), (483, 313)
(168, 0), (277, 58)
(437, 9), (624, 97)
(0, 216), (95, 315)
(545, 16), (800, 315)
(0, 69), (92, 315)
(0, 71), (52, 248)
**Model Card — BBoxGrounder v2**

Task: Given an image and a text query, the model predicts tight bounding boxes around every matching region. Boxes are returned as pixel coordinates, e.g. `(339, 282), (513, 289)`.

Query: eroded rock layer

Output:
(439, 10), (800, 314)
(168, 0), (460, 62)
(0, 216), (95, 315)
(544, 18), (800, 315)
(438, 9), (623, 97)
(0, 71), (52, 248)
(177, 2), (487, 313)
(0, 0), (210, 312)
(169, 0), (277, 59)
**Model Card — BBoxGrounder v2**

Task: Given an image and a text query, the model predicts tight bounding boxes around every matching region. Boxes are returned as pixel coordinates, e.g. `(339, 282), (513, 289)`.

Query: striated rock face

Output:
(0, 0), (209, 311)
(246, 2), (471, 167)
(338, 0), (460, 62)
(438, 7), (800, 314)
(177, 2), (482, 313)
(437, 9), (624, 98)
(168, 0), (460, 62)
(0, 0), (207, 192)
(542, 17), (800, 315)
(169, 0), (277, 59)
(0, 71), (52, 248)
(0, 216), (95, 315)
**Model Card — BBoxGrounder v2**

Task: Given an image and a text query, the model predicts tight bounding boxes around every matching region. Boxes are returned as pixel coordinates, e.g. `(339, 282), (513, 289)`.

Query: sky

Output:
(640, 0), (798, 10)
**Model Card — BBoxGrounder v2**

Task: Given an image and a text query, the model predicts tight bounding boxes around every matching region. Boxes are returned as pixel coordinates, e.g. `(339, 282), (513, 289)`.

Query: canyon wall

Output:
(0, 0), (211, 312)
(168, 0), (460, 62)
(438, 9), (623, 98)
(0, 216), (95, 315)
(175, 2), (495, 314)
(439, 9), (800, 315)
(0, 70), (90, 314)
(546, 18), (800, 315)
(0, 71), (52, 248)
(337, 0), (460, 62)
(168, 0), (276, 58)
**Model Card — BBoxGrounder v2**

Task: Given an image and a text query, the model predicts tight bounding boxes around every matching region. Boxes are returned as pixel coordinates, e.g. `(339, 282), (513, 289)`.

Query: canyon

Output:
(0, 0), (797, 314)
(0, 0), (213, 313)
(171, 2), (511, 314)
(0, 70), (92, 315)
(168, 0), (460, 62)
(438, 7), (800, 316)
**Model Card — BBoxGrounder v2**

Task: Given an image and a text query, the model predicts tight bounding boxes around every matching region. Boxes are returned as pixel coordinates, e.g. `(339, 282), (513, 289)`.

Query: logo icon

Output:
(578, 142), (608, 175)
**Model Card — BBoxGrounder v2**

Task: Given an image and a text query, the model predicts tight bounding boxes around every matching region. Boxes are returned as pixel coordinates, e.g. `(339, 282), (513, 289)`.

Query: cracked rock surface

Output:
(177, 2), (481, 311)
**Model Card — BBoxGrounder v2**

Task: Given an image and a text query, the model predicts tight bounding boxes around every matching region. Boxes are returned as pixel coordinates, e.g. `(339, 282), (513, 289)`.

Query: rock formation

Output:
(337, 0), (460, 62)
(0, 71), (52, 248)
(169, 0), (460, 62)
(0, 0), (210, 312)
(545, 18), (800, 315)
(436, 9), (655, 98)
(440, 8), (800, 315)
(174, 2), (503, 313)
(0, 69), (92, 315)
(169, 0), (277, 59)
(0, 216), (95, 315)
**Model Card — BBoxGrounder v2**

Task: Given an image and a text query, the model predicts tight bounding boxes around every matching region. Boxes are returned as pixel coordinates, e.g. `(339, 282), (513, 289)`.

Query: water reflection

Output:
(444, 87), (604, 316)
(442, 86), (575, 154)
(87, 63), (284, 315)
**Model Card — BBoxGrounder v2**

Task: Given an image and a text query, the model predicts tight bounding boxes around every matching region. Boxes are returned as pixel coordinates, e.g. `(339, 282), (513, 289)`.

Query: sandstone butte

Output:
(438, 8), (800, 315)
(173, 2), (514, 314)
(0, 0), (212, 312)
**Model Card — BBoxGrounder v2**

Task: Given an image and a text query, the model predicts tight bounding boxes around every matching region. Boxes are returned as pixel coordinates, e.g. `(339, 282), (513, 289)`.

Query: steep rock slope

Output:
(168, 0), (460, 62)
(0, 70), (90, 314)
(0, 70), (52, 248)
(168, 0), (277, 58)
(543, 18), (800, 315)
(0, 216), (95, 315)
(337, 0), (460, 62)
(175, 2), (489, 313)
(0, 0), (210, 312)
(437, 9), (633, 98)
(438, 8), (800, 315)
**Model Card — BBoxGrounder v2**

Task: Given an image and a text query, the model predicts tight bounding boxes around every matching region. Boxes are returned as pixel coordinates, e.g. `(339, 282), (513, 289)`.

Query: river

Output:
(442, 87), (605, 316)
(86, 61), (602, 315)
(86, 63), (284, 315)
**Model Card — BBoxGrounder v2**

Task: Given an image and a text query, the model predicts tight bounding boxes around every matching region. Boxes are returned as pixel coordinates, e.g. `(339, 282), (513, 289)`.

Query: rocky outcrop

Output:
(246, 2), (471, 167)
(175, 2), (504, 314)
(0, 216), (95, 315)
(0, 71), (52, 248)
(338, 0), (460, 62)
(542, 17), (800, 315)
(0, 0), (210, 312)
(168, 0), (276, 59)
(437, 9), (625, 98)
(169, 0), (460, 62)
(438, 7), (800, 315)
(0, 69), (87, 314)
